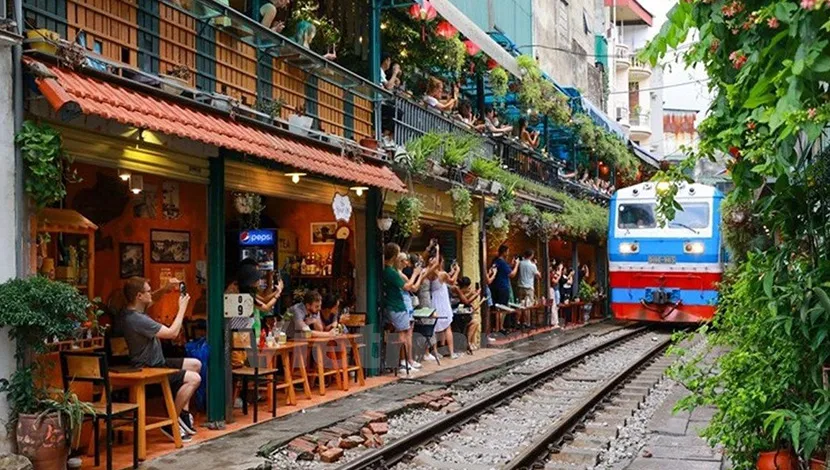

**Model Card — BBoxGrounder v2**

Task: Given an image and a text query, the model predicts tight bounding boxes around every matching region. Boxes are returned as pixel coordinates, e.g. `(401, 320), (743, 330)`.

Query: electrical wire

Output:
(608, 78), (711, 94)
(513, 43), (694, 59)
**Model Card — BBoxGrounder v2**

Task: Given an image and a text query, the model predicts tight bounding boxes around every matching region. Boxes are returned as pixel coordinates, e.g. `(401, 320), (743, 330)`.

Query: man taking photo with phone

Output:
(121, 276), (200, 442)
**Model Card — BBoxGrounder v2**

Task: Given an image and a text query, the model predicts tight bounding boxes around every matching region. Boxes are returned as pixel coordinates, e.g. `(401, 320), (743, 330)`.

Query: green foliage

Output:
(572, 114), (638, 178)
(403, 132), (445, 175)
(255, 98), (284, 119)
(16, 121), (78, 210)
(442, 37), (468, 77)
(448, 186), (473, 226)
(441, 133), (482, 168)
(514, 203), (540, 237)
(470, 156), (502, 178)
(515, 55), (571, 125)
(289, 0), (340, 47)
(394, 195), (423, 238)
(39, 387), (96, 446)
(720, 193), (770, 261)
(0, 276), (92, 428)
(489, 67), (509, 98)
(579, 280), (597, 302)
(536, 211), (561, 240)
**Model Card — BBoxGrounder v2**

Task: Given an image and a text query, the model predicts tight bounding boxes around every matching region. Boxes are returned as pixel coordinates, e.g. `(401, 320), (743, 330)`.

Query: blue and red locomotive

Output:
(608, 182), (725, 323)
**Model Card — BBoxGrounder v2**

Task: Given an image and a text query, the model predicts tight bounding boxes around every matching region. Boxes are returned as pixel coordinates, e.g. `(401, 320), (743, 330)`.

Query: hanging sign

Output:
(224, 293), (255, 318)
(332, 192), (353, 223)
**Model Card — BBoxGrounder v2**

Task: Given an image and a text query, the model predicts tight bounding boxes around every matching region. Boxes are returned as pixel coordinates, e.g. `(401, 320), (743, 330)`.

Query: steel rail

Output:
(502, 334), (673, 470)
(336, 326), (651, 470)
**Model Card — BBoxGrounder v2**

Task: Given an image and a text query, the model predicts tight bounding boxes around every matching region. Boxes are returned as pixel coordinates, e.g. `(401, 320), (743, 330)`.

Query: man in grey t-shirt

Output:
(120, 276), (199, 442)
(517, 249), (541, 302)
(284, 290), (331, 339)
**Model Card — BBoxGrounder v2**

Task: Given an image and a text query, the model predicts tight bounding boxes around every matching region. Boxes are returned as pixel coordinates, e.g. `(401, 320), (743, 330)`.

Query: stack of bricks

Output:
(404, 390), (461, 413)
(285, 411), (389, 463)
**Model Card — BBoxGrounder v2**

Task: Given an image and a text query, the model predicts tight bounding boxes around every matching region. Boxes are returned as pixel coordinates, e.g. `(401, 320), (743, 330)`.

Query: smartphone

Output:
(179, 281), (187, 297)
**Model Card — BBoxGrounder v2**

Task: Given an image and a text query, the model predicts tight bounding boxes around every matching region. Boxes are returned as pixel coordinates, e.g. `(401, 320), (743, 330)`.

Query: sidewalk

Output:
(143, 321), (631, 470)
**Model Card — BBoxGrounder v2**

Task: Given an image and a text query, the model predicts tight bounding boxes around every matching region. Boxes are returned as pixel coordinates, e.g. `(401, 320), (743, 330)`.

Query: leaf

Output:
(763, 272), (774, 298)
(813, 55), (830, 73)
(811, 330), (827, 351)
(813, 287), (830, 315)
(792, 420), (801, 452)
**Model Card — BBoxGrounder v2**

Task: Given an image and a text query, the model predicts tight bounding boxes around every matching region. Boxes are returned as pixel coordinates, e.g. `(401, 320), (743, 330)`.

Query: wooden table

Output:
(109, 368), (182, 460)
(261, 342), (312, 405)
(304, 334), (365, 396)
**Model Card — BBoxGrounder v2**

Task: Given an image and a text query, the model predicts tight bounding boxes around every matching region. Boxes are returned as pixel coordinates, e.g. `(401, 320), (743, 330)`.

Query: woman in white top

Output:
(428, 256), (461, 360)
(424, 77), (458, 112)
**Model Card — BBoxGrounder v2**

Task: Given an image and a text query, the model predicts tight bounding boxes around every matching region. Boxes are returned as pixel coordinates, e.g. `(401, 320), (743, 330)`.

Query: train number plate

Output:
(648, 256), (677, 264)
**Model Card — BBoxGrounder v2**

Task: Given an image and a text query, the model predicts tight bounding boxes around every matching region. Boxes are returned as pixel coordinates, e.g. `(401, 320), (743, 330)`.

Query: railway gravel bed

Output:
(264, 327), (644, 469)
(394, 332), (670, 470)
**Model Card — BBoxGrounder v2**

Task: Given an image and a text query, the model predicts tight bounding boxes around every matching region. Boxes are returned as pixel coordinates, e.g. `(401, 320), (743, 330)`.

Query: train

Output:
(608, 182), (725, 323)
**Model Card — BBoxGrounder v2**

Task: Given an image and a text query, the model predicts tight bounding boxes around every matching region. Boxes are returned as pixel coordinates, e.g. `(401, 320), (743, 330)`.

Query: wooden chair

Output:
(60, 352), (139, 470)
(231, 329), (278, 423)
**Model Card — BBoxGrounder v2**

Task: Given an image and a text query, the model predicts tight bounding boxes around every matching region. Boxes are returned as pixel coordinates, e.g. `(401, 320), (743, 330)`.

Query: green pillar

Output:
(365, 187), (382, 375)
(207, 155), (226, 423)
(370, 0), (382, 84)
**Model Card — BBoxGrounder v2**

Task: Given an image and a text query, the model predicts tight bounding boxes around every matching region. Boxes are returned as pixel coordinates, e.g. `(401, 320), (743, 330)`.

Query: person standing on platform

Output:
(491, 244), (519, 333)
(517, 249), (541, 328)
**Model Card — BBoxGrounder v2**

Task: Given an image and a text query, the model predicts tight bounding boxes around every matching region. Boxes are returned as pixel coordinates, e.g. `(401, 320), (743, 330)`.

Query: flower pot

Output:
(490, 181), (503, 194)
(359, 138), (378, 150)
(427, 160), (447, 177)
(159, 74), (188, 95)
(211, 94), (234, 112)
(17, 413), (69, 470)
(474, 177), (490, 192)
(27, 29), (59, 55)
(462, 171), (477, 186)
(757, 450), (797, 470)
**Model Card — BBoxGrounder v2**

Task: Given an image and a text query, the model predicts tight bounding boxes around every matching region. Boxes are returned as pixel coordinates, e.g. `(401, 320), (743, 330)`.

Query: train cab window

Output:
(618, 204), (657, 229)
(668, 203), (710, 229)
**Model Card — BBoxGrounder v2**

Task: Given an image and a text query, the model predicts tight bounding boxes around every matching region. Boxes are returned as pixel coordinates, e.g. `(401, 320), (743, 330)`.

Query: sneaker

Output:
(398, 365), (412, 375)
(234, 397), (243, 409)
(160, 425), (192, 442)
(423, 353), (438, 362)
(450, 353), (462, 360)
(179, 411), (196, 435)
(400, 360), (421, 369)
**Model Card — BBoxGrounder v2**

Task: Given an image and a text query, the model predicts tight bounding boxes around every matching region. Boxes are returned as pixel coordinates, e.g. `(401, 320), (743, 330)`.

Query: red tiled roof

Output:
(27, 59), (406, 192)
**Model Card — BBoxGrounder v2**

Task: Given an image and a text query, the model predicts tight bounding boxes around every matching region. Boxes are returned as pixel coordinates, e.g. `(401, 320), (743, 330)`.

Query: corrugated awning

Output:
(428, 0), (521, 78)
(27, 58), (406, 192)
(631, 142), (660, 169)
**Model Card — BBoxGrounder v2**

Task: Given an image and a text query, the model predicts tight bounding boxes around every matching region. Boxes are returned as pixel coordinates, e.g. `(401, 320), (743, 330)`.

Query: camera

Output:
(180, 281), (187, 297)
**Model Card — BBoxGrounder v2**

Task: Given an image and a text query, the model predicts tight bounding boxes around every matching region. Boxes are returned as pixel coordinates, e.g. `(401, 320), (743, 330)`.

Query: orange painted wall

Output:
(486, 228), (538, 266)
(67, 163), (207, 329)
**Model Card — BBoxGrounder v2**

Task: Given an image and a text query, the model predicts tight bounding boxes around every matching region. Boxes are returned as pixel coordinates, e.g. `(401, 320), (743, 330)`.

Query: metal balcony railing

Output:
(630, 112), (651, 127)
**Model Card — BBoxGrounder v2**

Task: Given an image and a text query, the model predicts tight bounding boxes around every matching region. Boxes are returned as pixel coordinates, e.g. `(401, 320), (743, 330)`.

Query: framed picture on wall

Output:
(150, 230), (191, 263)
(120, 243), (145, 279)
(311, 222), (337, 245)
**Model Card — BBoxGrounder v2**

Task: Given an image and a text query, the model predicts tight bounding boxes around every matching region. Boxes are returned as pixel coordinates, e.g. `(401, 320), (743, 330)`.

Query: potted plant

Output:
(16, 121), (79, 210)
(0, 276), (95, 469)
(489, 67), (509, 99)
(394, 195), (422, 237)
(255, 98), (284, 122)
(403, 133), (443, 177)
(448, 186), (472, 226)
(160, 65), (191, 95)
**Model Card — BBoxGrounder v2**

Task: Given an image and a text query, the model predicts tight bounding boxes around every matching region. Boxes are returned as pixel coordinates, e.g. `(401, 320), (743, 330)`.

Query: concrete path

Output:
(145, 321), (630, 470)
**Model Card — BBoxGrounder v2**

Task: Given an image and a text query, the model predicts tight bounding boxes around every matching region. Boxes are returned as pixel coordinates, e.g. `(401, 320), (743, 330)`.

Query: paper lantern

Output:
(435, 20), (457, 39)
(463, 39), (480, 56)
(487, 58), (499, 70)
(409, 1), (437, 21)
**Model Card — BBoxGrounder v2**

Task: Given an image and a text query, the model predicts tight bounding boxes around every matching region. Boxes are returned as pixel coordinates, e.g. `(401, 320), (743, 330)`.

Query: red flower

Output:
(767, 17), (780, 28)
(747, 121), (756, 130)
(722, 1), (744, 17)
(709, 39), (720, 53)
(729, 50), (747, 69)
(801, 0), (816, 9)
(729, 146), (741, 158)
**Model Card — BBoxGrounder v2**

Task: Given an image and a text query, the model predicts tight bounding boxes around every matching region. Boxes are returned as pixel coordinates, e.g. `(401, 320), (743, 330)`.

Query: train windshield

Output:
(617, 202), (710, 230)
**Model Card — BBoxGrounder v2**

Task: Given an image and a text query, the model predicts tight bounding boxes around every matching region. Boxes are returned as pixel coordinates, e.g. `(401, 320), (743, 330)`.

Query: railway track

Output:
(335, 327), (673, 470)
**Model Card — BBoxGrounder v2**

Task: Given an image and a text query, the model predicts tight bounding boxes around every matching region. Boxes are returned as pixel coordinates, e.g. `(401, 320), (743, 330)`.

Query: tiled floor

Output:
(79, 375), (397, 470)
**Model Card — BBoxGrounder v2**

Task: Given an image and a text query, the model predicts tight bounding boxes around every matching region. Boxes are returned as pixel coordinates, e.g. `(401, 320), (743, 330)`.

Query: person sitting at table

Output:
(285, 290), (332, 339)
(456, 101), (486, 132)
(517, 117), (539, 148)
(319, 293), (342, 332)
(484, 106), (513, 135)
(121, 276), (198, 442)
(424, 77), (458, 112)
(260, 0), (289, 33)
(226, 260), (283, 369)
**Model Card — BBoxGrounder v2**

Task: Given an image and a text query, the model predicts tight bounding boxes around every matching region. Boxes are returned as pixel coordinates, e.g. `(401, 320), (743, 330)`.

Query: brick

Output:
(368, 422), (388, 435)
(320, 448), (344, 463)
(287, 438), (316, 461)
(328, 426), (354, 438)
(362, 411), (387, 422)
(360, 427), (374, 440)
(445, 403), (463, 414)
(363, 434), (384, 448)
(340, 435), (364, 449)
(428, 401), (444, 411)
(326, 438), (342, 450)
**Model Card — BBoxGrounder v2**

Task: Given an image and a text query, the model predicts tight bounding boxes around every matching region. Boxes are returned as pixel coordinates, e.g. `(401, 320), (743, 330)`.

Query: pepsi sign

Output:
(239, 230), (275, 246)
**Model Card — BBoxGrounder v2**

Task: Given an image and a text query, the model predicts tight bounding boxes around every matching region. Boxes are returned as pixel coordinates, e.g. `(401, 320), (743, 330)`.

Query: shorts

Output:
(385, 309), (410, 332)
(491, 286), (510, 307)
(164, 358), (186, 396)
(518, 287), (535, 304)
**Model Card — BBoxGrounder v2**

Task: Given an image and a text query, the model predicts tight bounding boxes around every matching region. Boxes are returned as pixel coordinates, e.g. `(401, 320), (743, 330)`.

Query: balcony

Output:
(22, 0), (386, 144)
(615, 106), (630, 133)
(629, 56), (652, 81)
(615, 44), (631, 70)
(629, 112), (652, 142)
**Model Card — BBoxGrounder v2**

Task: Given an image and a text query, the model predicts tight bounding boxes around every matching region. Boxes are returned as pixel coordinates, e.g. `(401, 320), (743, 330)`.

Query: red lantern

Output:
(435, 20), (457, 39)
(409, 1), (437, 21)
(463, 39), (481, 56)
(487, 58), (498, 70)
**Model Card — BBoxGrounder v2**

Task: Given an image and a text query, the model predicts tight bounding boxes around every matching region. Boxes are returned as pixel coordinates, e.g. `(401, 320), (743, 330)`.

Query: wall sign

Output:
(224, 293), (254, 318)
(332, 192), (353, 222)
(239, 229), (276, 246)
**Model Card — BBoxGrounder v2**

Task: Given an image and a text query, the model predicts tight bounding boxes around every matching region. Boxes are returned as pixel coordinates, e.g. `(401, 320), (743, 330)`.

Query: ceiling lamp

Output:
(463, 39), (481, 56)
(286, 172), (307, 184)
(129, 174), (144, 194)
(350, 186), (369, 197)
(408, 1), (437, 21)
(435, 20), (457, 39)
(118, 168), (131, 181)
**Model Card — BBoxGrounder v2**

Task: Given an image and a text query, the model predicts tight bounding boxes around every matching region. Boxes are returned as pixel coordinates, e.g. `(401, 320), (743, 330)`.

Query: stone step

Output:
(569, 435), (610, 451)
(582, 423), (620, 439)
(547, 447), (600, 466)
(598, 405), (635, 416)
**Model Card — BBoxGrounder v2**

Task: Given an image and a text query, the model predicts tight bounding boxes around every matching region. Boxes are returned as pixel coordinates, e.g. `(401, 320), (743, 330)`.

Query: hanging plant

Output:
(486, 209), (510, 247)
(516, 55), (572, 125)
(489, 67), (509, 99)
(289, 0), (341, 48)
(536, 212), (561, 240)
(255, 98), (284, 120)
(395, 195), (423, 237)
(401, 132), (444, 176)
(442, 36), (468, 76)
(449, 186), (473, 226)
(441, 133), (481, 169)
(513, 203), (540, 236)
(234, 192), (265, 229)
(16, 121), (79, 210)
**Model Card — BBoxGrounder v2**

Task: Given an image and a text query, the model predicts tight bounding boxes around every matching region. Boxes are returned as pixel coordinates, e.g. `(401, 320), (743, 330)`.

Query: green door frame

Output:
(364, 187), (382, 375)
(207, 154), (226, 423)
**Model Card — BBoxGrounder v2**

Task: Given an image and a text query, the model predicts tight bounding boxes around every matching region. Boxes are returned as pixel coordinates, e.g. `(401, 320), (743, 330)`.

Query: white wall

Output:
(0, 44), (19, 453)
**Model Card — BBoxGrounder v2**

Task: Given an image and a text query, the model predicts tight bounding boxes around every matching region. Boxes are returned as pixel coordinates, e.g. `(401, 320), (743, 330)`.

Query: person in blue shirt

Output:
(490, 244), (519, 333)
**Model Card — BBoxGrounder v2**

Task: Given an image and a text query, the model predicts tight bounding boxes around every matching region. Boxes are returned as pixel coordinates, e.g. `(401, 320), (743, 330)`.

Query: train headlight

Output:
(619, 242), (639, 254)
(684, 242), (705, 254)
